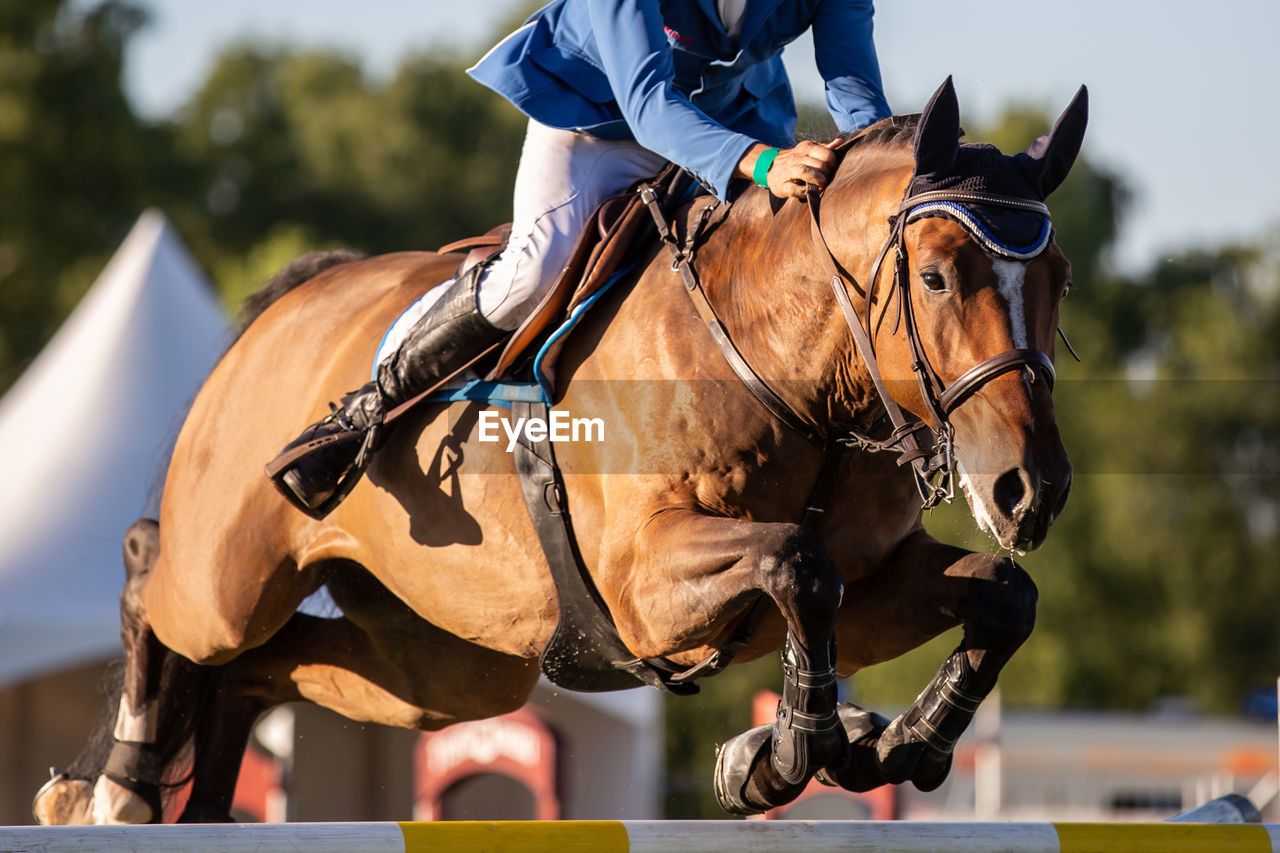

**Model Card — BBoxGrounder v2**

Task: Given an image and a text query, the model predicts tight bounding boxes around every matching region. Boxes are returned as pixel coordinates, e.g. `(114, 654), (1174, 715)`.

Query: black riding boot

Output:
(269, 263), (506, 518)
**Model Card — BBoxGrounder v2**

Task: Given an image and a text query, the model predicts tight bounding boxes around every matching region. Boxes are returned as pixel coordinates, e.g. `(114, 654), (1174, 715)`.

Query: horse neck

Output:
(699, 164), (907, 436)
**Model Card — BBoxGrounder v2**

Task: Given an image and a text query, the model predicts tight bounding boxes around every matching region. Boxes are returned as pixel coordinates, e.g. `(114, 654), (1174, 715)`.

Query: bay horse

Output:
(36, 77), (1085, 823)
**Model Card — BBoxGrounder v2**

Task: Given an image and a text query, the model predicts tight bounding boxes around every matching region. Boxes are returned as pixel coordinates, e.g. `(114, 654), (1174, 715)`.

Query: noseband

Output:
(808, 184), (1056, 508)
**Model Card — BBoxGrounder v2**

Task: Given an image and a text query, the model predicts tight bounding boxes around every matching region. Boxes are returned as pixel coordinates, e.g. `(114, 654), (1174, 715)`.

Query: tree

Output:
(0, 0), (183, 392)
(168, 44), (527, 310)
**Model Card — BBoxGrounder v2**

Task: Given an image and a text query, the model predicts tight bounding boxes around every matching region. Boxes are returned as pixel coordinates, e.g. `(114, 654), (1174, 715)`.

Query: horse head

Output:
(821, 77), (1087, 552)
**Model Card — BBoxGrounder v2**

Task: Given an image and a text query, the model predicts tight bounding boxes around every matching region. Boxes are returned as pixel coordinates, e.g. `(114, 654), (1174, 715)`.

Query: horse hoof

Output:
(122, 518), (160, 581)
(32, 773), (94, 825)
(714, 724), (809, 815)
(814, 703), (890, 792)
(714, 724), (773, 815)
(874, 715), (955, 791)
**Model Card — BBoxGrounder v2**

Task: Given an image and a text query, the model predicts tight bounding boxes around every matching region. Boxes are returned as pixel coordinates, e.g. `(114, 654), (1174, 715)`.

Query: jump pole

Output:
(2, 818), (1278, 853)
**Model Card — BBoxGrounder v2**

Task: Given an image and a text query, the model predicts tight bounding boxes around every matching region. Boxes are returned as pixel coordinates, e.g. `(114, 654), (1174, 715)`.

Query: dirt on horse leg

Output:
(824, 531), (1037, 793)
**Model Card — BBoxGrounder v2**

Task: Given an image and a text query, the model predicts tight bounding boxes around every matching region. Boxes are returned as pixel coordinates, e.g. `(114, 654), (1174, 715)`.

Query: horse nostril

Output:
(992, 467), (1034, 518)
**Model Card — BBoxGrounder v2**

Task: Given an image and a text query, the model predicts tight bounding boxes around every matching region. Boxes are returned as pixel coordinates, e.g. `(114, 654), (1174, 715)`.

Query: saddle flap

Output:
(530, 192), (661, 389)
(486, 206), (604, 381)
(489, 163), (687, 386)
(438, 223), (512, 275)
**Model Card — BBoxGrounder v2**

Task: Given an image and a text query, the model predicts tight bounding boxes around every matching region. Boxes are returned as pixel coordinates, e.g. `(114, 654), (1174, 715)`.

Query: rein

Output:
(808, 183), (1056, 508)
(644, 151), (1058, 512)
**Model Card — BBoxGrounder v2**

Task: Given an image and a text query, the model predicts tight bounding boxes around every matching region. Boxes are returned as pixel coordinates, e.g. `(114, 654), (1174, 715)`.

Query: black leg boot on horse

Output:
(269, 262), (507, 518)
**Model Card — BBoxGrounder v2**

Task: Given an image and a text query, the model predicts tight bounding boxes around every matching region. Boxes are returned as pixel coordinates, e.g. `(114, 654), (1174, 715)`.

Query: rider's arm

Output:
(587, 0), (866, 200)
(586, 0), (756, 200)
(745, 0), (888, 198)
(812, 0), (893, 132)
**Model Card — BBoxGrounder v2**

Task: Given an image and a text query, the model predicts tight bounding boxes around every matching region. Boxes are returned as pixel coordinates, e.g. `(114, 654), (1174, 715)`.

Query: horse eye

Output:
(920, 271), (948, 293)
(1063, 278), (1074, 298)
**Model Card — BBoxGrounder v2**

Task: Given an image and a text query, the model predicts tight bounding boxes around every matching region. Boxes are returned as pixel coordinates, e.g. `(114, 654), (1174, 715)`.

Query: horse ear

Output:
(1022, 85), (1089, 197)
(914, 76), (961, 177)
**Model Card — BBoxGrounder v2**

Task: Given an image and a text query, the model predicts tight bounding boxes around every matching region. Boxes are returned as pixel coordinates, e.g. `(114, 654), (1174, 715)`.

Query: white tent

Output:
(0, 210), (230, 689)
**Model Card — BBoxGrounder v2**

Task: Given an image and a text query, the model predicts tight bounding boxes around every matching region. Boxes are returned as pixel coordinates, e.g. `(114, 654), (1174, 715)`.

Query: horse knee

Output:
(964, 556), (1037, 650)
(753, 525), (842, 620)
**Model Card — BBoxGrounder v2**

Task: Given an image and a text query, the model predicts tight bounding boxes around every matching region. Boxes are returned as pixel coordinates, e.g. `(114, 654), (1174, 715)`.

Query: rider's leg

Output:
(273, 120), (666, 515)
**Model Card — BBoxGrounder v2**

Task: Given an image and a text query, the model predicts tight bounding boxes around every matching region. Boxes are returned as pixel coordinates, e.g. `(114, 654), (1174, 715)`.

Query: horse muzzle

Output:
(962, 450), (1070, 550)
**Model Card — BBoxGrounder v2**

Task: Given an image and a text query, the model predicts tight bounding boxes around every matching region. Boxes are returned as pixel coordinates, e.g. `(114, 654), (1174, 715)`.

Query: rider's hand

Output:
(739, 141), (838, 199)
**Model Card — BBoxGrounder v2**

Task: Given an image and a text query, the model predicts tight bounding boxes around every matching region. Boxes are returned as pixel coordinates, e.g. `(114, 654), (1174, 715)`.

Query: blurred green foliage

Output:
(1, 0), (1276, 820)
(0, 1), (525, 387)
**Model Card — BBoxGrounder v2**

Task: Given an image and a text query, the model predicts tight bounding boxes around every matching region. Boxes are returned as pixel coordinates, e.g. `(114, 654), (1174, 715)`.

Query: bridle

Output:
(807, 182), (1057, 508)
(643, 156), (1062, 512)
(625, 160), (1066, 681)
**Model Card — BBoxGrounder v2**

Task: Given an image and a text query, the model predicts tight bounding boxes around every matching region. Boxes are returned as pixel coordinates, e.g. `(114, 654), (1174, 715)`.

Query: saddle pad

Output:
(422, 260), (639, 410)
(425, 378), (546, 410)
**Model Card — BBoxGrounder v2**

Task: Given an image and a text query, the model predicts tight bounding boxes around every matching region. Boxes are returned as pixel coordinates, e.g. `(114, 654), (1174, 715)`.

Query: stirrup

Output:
(264, 424), (381, 520)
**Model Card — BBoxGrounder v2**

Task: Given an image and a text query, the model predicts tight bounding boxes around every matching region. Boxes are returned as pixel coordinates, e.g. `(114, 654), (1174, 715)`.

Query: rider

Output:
(274, 0), (892, 514)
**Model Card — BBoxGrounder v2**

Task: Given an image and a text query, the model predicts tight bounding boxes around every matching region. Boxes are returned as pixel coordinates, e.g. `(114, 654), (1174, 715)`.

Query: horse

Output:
(35, 77), (1085, 823)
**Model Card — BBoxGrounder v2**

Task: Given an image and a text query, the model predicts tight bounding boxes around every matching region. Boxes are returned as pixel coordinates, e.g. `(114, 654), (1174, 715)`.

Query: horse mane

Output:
(836, 113), (920, 151)
(236, 249), (366, 332)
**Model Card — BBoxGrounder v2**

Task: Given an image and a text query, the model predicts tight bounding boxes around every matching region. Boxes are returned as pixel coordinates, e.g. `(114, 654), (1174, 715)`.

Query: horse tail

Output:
(237, 249), (366, 332)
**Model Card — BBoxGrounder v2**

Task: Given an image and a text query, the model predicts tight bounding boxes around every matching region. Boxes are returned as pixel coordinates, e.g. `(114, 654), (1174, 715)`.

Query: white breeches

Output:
(374, 119), (668, 369)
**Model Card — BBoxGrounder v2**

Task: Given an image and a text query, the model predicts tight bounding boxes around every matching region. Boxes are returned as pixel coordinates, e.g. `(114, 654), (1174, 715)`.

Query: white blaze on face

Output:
(992, 259), (1028, 349)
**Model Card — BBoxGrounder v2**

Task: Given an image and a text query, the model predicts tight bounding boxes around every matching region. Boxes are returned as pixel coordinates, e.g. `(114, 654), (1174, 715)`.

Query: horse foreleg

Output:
(823, 530), (1037, 794)
(620, 510), (846, 814)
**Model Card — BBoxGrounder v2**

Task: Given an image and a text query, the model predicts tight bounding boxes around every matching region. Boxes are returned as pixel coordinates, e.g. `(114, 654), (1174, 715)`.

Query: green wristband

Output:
(752, 147), (780, 188)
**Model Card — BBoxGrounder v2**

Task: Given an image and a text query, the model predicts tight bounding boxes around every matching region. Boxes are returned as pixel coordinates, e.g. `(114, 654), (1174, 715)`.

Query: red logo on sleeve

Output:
(664, 26), (692, 44)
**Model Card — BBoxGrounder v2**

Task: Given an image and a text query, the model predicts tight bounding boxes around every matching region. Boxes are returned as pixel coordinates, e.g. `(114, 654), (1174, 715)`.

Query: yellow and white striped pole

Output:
(2, 819), (1278, 853)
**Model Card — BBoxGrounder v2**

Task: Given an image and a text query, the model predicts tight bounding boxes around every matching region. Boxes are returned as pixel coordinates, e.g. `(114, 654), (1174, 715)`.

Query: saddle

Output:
(435, 162), (690, 388)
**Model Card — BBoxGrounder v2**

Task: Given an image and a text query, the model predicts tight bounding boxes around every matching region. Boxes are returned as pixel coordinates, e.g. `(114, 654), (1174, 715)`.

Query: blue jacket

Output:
(467, 0), (891, 199)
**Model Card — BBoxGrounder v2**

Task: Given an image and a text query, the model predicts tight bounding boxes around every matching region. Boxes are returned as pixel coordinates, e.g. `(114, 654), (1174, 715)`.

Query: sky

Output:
(116, 0), (1280, 275)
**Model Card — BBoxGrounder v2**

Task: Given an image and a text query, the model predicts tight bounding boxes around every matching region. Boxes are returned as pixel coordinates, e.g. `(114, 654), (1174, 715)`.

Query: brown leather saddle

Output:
(433, 162), (691, 392)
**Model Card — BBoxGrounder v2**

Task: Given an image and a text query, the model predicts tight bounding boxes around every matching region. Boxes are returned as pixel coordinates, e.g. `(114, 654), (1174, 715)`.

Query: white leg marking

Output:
(992, 259), (1028, 349)
(113, 697), (157, 743)
(91, 775), (154, 825)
